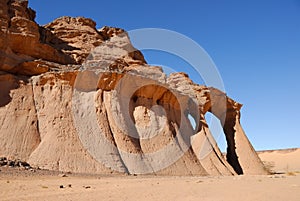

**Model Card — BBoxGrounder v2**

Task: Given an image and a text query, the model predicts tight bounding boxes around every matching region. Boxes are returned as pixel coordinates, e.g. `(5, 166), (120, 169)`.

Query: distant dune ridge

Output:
(258, 148), (300, 173)
(0, 0), (268, 176)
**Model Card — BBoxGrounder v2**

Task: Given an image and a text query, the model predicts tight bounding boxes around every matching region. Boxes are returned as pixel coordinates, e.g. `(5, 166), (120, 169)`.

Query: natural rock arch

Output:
(0, 0), (268, 176)
(203, 87), (266, 175)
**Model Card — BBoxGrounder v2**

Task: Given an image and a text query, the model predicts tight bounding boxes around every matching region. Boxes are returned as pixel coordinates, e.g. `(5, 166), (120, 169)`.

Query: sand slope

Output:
(258, 148), (300, 173)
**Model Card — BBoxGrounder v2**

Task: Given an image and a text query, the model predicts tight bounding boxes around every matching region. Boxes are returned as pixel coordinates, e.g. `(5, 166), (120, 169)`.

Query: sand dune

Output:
(258, 148), (300, 173)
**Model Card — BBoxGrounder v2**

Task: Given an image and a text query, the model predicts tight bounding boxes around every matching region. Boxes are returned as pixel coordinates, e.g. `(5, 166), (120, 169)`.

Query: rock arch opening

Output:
(188, 113), (196, 131)
(205, 111), (243, 175)
(204, 112), (227, 152)
(222, 113), (244, 175)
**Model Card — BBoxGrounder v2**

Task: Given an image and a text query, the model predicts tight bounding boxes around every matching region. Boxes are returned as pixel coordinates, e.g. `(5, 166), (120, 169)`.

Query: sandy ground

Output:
(0, 168), (299, 201)
(1, 148), (300, 201)
(0, 171), (300, 201)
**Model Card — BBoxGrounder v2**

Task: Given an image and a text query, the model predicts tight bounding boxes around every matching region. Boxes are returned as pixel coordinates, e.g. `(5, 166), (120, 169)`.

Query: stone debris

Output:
(0, 157), (33, 170)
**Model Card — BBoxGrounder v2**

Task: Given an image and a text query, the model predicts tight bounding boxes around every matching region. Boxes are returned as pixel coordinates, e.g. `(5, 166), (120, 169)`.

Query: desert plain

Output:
(1, 148), (300, 201)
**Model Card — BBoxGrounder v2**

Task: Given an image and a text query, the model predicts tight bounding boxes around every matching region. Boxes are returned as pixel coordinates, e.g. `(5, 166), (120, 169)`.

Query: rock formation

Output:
(0, 0), (268, 175)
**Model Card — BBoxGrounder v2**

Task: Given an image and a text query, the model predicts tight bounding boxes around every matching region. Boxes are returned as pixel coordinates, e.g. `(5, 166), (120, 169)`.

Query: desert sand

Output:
(1, 170), (299, 201)
(1, 148), (300, 201)
(258, 148), (300, 173)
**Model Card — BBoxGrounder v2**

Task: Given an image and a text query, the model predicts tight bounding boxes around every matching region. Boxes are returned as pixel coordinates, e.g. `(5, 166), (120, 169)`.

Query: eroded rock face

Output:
(0, 0), (268, 175)
(0, 0), (145, 75)
(0, 0), (75, 74)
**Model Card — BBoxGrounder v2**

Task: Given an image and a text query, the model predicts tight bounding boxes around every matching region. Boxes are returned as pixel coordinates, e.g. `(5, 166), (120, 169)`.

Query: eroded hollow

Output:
(127, 85), (183, 153)
(129, 84), (182, 128)
(127, 84), (200, 153)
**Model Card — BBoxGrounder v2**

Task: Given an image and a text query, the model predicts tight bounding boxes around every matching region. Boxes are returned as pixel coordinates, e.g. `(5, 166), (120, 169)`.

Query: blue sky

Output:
(29, 0), (300, 151)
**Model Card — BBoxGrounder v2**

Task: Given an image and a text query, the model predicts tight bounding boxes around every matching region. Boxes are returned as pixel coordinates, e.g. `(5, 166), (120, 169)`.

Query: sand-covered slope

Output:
(258, 148), (300, 173)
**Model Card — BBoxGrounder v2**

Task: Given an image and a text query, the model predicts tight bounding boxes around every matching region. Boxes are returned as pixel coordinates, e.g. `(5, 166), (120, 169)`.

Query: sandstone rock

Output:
(0, 0), (145, 75)
(0, 0), (75, 75)
(43, 16), (103, 64)
(0, 0), (268, 176)
(0, 72), (40, 160)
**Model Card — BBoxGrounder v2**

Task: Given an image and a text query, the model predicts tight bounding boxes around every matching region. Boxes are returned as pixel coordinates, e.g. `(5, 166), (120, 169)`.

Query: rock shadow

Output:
(39, 27), (81, 52)
(0, 73), (24, 107)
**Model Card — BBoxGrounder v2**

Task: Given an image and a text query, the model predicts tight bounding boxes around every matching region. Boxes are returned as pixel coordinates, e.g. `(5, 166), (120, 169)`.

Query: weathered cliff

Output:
(0, 0), (268, 175)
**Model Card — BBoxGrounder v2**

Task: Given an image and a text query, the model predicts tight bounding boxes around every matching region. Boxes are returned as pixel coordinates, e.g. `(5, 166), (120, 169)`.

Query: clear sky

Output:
(28, 0), (300, 151)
